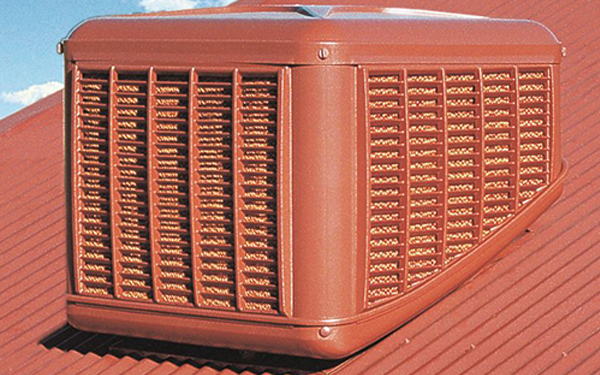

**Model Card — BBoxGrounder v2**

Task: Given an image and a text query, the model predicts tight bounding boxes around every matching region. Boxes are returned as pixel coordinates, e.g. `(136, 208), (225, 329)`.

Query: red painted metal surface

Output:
(0, 0), (599, 373)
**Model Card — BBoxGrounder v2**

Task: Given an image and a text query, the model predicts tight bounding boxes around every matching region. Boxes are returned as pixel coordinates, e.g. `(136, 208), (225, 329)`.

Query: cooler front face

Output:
(69, 66), (289, 315)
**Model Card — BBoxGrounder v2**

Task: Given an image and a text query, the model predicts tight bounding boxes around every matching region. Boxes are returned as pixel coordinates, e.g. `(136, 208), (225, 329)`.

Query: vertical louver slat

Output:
(237, 73), (280, 314)
(405, 71), (445, 289)
(517, 67), (552, 205)
(477, 68), (487, 245)
(112, 70), (152, 301)
(366, 71), (407, 304)
(148, 68), (160, 302)
(443, 70), (482, 264)
(151, 71), (193, 305)
(233, 70), (243, 312)
(75, 69), (114, 297)
(481, 69), (518, 237)
(188, 68), (200, 306)
(193, 72), (236, 310)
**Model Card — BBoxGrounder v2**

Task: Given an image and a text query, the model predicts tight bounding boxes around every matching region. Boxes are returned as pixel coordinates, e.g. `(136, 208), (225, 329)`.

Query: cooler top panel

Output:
(64, 6), (561, 65)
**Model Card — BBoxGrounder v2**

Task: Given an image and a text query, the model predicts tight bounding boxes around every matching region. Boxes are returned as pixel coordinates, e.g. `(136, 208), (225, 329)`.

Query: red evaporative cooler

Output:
(63, 2), (566, 359)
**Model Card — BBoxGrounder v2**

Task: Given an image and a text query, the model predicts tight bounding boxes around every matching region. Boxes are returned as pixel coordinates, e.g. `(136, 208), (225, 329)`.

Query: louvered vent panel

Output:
(236, 73), (280, 314)
(366, 72), (407, 304)
(481, 69), (518, 238)
(73, 66), (282, 315)
(444, 70), (482, 264)
(110, 71), (153, 301)
(192, 73), (237, 310)
(405, 71), (445, 289)
(364, 66), (552, 306)
(74, 70), (114, 297)
(517, 67), (552, 205)
(445, 69), (483, 263)
(151, 72), (194, 305)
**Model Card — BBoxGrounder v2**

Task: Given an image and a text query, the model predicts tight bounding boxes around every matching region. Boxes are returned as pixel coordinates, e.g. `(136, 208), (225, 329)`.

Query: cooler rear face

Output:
(65, 6), (565, 359)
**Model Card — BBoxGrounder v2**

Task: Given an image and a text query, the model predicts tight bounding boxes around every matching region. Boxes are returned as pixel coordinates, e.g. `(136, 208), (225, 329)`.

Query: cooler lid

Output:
(64, 5), (561, 65)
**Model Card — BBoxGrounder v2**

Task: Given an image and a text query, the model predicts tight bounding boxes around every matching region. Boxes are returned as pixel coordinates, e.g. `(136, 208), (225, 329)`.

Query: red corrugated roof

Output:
(1, 0), (599, 373)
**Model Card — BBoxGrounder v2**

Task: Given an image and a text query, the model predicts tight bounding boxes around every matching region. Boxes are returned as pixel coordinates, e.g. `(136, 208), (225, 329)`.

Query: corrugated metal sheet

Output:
(0, 0), (599, 373)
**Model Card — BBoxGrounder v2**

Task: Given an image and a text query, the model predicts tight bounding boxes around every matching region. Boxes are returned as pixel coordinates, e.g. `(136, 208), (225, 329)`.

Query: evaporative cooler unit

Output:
(63, 2), (566, 359)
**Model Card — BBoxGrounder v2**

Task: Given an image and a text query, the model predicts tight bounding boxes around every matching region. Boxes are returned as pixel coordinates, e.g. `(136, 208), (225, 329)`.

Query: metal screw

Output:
(319, 326), (332, 338)
(318, 47), (330, 60)
(562, 46), (567, 57)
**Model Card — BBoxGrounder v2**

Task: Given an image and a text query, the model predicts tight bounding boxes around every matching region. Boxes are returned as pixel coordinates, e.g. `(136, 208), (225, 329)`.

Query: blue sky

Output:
(0, 0), (230, 120)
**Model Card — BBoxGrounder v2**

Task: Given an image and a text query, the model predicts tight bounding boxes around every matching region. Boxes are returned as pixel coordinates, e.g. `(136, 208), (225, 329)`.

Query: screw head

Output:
(319, 326), (332, 338)
(318, 47), (330, 60)
(562, 46), (567, 57)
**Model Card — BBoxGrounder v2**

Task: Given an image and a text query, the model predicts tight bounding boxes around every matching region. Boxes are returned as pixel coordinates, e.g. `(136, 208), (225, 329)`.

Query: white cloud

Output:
(139, 0), (199, 12)
(199, 0), (236, 6)
(138, 0), (235, 12)
(1, 81), (63, 106)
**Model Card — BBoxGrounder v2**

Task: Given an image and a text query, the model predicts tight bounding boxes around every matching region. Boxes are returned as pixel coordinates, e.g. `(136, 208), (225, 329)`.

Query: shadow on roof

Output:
(40, 325), (346, 374)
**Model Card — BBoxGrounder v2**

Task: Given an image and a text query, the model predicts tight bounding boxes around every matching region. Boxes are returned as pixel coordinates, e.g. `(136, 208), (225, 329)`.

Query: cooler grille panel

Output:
(405, 70), (445, 289)
(517, 68), (552, 205)
(367, 73), (407, 303)
(74, 70), (114, 297)
(444, 69), (481, 265)
(366, 66), (553, 305)
(193, 73), (236, 310)
(237, 74), (280, 313)
(72, 67), (281, 315)
(112, 70), (152, 302)
(481, 69), (518, 239)
(151, 71), (193, 305)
